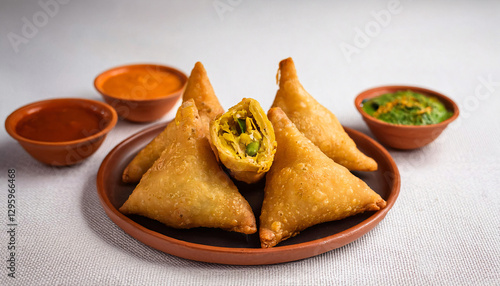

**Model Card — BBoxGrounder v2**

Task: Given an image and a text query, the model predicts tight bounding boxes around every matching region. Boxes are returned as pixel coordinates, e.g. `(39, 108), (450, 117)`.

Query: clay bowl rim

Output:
(354, 85), (460, 131)
(5, 97), (118, 147)
(94, 63), (188, 103)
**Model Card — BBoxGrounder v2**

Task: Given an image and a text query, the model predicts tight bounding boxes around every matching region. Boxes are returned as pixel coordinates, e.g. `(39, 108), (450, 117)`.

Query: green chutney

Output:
(361, 90), (453, 125)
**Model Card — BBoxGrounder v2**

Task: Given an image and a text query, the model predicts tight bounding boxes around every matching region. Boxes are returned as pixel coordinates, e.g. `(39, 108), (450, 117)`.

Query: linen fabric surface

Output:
(1, 0), (499, 285)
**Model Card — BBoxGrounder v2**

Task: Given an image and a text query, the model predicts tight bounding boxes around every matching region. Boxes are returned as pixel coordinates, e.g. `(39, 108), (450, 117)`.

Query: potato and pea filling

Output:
(219, 111), (263, 159)
(210, 98), (277, 184)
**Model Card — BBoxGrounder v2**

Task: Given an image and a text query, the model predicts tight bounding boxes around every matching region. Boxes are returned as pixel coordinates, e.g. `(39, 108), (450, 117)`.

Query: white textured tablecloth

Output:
(1, 0), (499, 285)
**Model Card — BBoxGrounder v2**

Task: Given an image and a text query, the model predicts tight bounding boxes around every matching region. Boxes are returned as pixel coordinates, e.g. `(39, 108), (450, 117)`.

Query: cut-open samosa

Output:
(120, 100), (256, 234)
(272, 58), (377, 172)
(122, 62), (224, 183)
(210, 98), (277, 184)
(259, 107), (386, 248)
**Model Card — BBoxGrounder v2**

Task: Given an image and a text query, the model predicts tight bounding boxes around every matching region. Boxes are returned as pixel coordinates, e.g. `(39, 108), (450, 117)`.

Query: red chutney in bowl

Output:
(5, 98), (117, 166)
(16, 105), (103, 142)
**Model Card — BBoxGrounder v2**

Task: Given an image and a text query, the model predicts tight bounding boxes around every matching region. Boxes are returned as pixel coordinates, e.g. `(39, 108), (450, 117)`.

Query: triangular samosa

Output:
(120, 100), (256, 234)
(183, 61), (224, 131)
(259, 107), (386, 248)
(122, 62), (224, 183)
(272, 57), (377, 171)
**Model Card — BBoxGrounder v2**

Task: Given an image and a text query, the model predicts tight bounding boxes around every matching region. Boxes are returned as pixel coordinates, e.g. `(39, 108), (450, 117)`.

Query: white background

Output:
(1, 0), (499, 285)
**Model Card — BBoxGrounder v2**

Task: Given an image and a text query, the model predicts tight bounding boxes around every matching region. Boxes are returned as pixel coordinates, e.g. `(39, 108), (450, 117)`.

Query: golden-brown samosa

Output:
(121, 126), (171, 183)
(122, 62), (224, 183)
(182, 61), (224, 132)
(120, 100), (256, 234)
(272, 57), (377, 171)
(259, 107), (386, 248)
(210, 98), (277, 184)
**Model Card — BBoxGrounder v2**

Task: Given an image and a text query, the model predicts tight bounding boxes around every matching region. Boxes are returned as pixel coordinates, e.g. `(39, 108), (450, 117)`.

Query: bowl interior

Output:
(94, 64), (188, 102)
(355, 85), (459, 128)
(5, 98), (117, 145)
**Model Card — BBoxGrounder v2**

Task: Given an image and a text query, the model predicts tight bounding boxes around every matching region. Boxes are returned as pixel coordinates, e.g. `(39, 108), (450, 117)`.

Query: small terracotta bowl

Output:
(355, 85), (459, 150)
(5, 98), (117, 166)
(94, 64), (188, 123)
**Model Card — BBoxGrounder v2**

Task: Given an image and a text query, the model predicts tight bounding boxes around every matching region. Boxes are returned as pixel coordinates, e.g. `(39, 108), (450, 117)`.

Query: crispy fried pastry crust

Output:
(182, 62), (224, 132)
(259, 107), (386, 247)
(272, 57), (377, 171)
(122, 62), (224, 183)
(120, 100), (256, 234)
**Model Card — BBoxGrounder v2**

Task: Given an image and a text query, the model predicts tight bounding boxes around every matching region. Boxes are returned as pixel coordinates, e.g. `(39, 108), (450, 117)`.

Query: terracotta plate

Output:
(96, 123), (400, 265)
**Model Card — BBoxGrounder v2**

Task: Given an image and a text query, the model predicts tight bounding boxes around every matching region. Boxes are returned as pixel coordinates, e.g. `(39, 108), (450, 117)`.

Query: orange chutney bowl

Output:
(94, 64), (188, 123)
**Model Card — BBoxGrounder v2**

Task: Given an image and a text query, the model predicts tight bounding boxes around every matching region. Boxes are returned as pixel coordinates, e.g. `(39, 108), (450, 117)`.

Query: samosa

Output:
(120, 100), (256, 234)
(272, 57), (377, 171)
(210, 98), (277, 184)
(122, 62), (224, 183)
(259, 107), (386, 248)
(182, 61), (225, 131)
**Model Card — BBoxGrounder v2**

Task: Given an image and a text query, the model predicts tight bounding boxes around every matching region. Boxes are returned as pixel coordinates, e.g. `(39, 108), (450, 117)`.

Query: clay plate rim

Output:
(96, 123), (400, 265)
(354, 85), (460, 129)
(94, 63), (188, 102)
